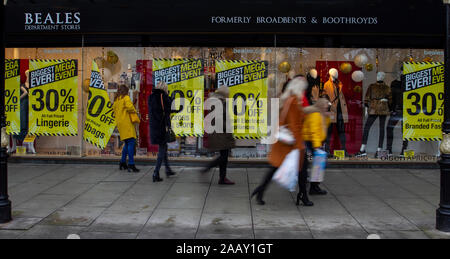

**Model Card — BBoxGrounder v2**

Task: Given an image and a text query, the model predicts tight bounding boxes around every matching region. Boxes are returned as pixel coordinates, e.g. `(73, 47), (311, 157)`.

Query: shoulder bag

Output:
(161, 94), (176, 143)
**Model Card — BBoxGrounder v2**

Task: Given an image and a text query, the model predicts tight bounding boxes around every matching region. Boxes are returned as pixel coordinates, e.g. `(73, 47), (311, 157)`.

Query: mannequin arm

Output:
(20, 86), (28, 99)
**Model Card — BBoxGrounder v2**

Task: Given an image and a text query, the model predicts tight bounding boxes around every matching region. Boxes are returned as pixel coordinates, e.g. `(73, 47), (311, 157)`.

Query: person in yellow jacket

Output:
(113, 85), (140, 173)
(301, 97), (331, 197)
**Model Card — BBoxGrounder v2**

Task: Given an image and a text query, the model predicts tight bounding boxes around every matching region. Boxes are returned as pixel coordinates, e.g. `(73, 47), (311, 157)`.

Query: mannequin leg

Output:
(362, 115), (377, 146)
(337, 118), (347, 153)
(378, 115), (387, 149)
(386, 115), (399, 153)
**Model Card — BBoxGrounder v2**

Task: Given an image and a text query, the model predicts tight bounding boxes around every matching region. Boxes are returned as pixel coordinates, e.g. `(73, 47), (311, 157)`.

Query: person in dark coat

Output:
(148, 81), (176, 182)
(201, 87), (236, 185)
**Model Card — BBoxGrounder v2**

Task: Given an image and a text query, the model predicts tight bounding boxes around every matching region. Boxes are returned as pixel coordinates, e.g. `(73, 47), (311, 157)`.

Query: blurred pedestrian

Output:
(149, 81), (176, 182)
(299, 97), (331, 202)
(113, 84), (140, 173)
(201, 87), (236, 185)
(251, 76), (311, 206)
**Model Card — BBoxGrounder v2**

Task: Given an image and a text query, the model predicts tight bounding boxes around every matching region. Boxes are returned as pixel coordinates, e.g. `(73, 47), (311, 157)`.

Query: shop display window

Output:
(4, 47), (444, 163)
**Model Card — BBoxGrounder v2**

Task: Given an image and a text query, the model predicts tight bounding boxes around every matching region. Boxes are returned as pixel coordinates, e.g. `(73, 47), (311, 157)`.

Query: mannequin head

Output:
(309, 68), (318, 79)
(329, 68), (338, 81)
(377, 72), (386, 82)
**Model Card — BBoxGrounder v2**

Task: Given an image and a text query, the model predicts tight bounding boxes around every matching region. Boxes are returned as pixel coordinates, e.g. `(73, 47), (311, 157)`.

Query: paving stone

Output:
(197, 213), (252, 235)
(87, 210), (152, 233)
(0, 217), (42, 230)
(254, 230), (313, 239)
(252, 209), (308, 231)
(42, 206), (106, 226)
(311, 229), (369, 239)
(376, 230), (430, 239)
(20, 225), (86, 239)
(0, 230), (26, 239)
(204, 197), (251, 214)
(337, 196), (419, 231)
(137, 227), (197, 239)
(79, 231), (138, 239)
(383, 198), (437, 229)
(144, 208), (202, 229)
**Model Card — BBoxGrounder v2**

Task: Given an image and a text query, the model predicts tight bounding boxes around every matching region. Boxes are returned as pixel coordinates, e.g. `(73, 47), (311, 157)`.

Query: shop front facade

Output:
(3, 0), (446, 166)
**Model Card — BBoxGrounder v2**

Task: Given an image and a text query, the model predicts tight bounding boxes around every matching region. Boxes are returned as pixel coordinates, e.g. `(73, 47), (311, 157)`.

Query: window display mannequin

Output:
(306, 68), (321, 104)
(323, 68), (348, 156)
(356, 72), (391, 158)
(386, 67), (408, 156)
(8, 70), (36, 154)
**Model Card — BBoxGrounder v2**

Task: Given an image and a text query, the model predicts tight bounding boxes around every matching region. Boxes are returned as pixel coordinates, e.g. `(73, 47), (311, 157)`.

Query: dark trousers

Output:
(325, 119), (346, 152)
(362, 115), (387, 148)
(205, 149), (229, 181)
(386, 111), (408, 152)
(154, 143), (170, 174)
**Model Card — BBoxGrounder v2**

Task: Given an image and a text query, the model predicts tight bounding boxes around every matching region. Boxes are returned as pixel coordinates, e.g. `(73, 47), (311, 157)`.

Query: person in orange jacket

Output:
(301, 97), (331, 198)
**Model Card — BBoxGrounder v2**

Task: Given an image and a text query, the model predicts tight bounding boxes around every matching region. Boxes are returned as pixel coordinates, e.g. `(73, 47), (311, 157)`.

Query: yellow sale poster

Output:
(28, 59), (78, 136)
(4, 59), (21, 135)
(215, 60), (268, 139)
(153, 58), (204, 137)
(83, 61), (116, 149)
(403, 62), (444, 141)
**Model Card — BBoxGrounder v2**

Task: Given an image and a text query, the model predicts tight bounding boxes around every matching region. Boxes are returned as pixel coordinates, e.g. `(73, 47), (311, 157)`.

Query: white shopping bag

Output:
(309, 149), (327, 183)
(272, 149), (299, 192)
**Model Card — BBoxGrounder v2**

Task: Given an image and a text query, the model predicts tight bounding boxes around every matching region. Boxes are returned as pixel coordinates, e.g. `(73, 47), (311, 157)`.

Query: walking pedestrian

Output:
(113, 84), (140, 173)
(201, 86), (236, 185)
(251, 76), (310, 206)
(148, 81), (176, 182)
(300, 97), (331, 201)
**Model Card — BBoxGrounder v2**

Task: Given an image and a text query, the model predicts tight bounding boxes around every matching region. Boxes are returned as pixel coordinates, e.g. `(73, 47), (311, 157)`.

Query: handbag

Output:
(272, 149), (300, 192)
(130, 112), (140, 124)
(160, 94), (176, 143)
(276, 97), (296, 145)
(309, 149), (327, 183)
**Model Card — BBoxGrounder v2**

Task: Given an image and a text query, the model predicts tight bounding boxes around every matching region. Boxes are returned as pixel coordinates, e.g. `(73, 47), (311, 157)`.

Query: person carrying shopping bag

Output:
(297, 97), (331, 204)
(148, 81), (176, 182)
(201, 86), (236, 185)
(251, 76), (311, 206)
(113, 84), (140, 173)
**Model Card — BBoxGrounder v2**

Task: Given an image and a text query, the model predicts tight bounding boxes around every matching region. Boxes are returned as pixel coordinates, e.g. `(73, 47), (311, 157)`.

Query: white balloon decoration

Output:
(352, 71), (365, 82)
(102, 68), (112, 82)
(354, 54), (369, 68)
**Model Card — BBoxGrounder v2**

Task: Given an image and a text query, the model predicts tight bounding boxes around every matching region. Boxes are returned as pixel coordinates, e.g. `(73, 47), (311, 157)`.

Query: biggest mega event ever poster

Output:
(83, 61), (116, 149)
(153, 58), (204, 137)
(403, 62), (444, 141)
(28, 59), (78, 136)
(216, 60), (268, 139)
(4, 59), (21, 135)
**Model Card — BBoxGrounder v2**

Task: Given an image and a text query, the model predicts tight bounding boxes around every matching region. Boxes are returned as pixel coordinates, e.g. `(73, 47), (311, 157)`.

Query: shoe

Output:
(218, 177), (235, 185)
(127, 164), (140, 173)
(166, 169), (176, 177)
(153, 173), (163, 182)
(251, 189), (265, 205)
(119, 162), (128, 170)
(296, 193), (314, 206)
(354, 151), (367, 157)
(309, 183), (328, 195)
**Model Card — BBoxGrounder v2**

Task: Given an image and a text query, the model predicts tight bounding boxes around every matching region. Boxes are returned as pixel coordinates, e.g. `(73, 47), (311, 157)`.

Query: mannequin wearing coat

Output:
(356, 72), (392, 158)
(323, 68), (348, 156)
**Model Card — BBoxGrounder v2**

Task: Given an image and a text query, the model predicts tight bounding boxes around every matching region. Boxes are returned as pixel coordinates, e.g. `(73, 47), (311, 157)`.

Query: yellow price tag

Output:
(23, 135), (36, 143)
(404, 150), (415, 159)
(334, 150), (345, 160)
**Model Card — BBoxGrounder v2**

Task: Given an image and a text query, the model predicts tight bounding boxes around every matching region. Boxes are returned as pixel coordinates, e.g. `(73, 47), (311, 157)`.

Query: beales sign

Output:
(24, 12), (81, 31)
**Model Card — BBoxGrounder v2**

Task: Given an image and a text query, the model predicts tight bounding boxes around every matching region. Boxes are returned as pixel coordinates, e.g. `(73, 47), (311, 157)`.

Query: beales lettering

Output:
(24, 12), (81, 31)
